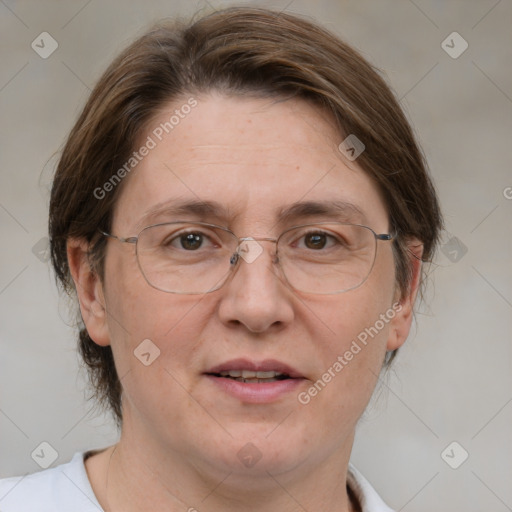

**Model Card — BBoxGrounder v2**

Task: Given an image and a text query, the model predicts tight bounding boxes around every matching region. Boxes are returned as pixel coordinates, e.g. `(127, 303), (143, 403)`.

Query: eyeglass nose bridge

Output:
(230, 236), (279, 266)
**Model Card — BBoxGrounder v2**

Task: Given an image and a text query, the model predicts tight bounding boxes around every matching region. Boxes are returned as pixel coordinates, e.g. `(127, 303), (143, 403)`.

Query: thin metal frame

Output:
(99, 221), (396, 295)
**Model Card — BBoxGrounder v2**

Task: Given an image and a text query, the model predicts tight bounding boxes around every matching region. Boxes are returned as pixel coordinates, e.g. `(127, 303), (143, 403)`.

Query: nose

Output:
(217, 239), (295, 334)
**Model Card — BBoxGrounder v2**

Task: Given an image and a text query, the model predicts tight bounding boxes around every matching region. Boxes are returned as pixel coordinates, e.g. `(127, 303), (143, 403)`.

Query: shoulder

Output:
(0, 451), (103, 512)
(347, 463), (396, 512)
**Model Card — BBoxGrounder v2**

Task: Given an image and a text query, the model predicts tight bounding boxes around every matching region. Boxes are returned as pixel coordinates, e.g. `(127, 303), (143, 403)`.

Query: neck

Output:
(90, 414), (360, 512)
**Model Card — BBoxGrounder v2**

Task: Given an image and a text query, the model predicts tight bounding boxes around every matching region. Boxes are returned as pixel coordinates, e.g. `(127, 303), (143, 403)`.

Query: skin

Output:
(68, 93), (423, 512)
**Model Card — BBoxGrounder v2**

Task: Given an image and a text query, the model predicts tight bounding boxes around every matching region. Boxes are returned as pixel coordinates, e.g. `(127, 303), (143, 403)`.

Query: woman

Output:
(0, 6), (442, 511)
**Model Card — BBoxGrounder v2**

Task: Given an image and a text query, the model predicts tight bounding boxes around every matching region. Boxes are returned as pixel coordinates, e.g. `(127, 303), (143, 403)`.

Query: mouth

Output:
(209, 369), (292, 383)
(205, 358), (303, 381)
(204, 358), (305, 403)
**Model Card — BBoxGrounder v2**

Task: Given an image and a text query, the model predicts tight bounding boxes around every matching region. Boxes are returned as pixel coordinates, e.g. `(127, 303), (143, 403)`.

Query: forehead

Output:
(112, 93), (389, 234)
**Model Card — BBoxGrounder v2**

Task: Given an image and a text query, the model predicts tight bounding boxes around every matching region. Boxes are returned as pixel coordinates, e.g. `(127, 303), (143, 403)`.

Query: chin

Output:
(201, 426), (310, 478)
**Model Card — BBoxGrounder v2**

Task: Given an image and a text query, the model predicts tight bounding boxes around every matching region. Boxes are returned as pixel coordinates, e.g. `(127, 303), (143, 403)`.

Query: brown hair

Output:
(49, 6), (443, 428)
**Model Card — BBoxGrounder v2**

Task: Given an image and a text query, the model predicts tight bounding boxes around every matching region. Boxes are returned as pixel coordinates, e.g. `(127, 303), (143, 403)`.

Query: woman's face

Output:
(81, 93), (415, 479)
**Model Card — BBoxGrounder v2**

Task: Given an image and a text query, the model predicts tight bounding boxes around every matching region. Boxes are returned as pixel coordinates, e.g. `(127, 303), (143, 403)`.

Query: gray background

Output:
(1, 0), (511, 510)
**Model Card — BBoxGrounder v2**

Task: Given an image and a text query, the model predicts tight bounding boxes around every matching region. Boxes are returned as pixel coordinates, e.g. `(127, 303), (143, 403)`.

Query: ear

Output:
(386, 240), (424, 351)
(67, 238), (110, 347)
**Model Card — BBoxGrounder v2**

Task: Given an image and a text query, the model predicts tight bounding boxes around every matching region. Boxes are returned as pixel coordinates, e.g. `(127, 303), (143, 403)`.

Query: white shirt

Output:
(0, 451), (395, 511)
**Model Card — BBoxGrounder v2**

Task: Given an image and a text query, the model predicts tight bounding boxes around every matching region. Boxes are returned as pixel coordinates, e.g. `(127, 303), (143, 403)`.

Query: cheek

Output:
(311, 256), (395, 364)
(102, 248), (209, 384)
(107, 287), (206, 368)
(318, 292), (392, 372)
(102, 278), (212, 434)
(299, 251), (396, 420)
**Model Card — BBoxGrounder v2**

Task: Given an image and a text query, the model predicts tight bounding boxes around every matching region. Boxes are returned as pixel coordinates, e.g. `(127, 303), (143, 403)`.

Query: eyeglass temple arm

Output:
(98, 229), (137, 244)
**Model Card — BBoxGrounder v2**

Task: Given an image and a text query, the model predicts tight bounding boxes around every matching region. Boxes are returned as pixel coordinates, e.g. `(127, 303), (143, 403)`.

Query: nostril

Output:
(230, 253), (239, 265)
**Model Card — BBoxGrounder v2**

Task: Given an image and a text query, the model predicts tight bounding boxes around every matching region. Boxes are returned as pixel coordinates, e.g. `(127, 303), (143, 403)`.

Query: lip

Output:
(205, 358), (306, 403)
(206, 358), (304, 378)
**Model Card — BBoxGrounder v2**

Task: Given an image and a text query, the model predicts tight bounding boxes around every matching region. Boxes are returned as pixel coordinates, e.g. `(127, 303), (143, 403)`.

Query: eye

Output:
(165, 230), (216, 251)
(179, 232), (204, 250)
(296, 230), (340, 250)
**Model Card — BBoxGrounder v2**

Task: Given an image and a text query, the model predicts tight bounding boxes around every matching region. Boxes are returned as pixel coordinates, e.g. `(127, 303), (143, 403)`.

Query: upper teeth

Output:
(219, 370), (285, 378)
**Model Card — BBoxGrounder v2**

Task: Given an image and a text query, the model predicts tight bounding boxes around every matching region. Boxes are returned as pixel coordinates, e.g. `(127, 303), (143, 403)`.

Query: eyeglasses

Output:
(100, 221), (395, 295)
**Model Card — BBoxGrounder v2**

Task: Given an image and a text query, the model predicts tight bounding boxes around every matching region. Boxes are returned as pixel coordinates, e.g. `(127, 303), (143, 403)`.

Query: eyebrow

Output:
(277, 199), (366, 225)
(137, 198), (367, 230)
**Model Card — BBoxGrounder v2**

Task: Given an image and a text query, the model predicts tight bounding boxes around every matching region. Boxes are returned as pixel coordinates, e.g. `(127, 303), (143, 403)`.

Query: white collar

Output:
(347, 463), (396, 512)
